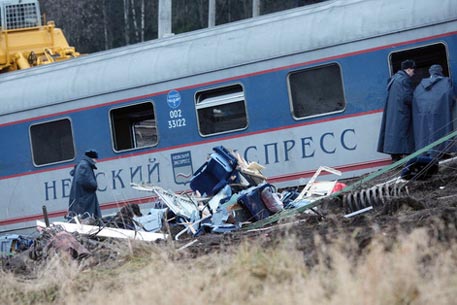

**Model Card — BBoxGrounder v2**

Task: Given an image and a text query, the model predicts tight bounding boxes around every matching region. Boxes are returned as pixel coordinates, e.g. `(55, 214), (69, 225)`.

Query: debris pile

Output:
(131, 146), (344, 240)
(1, 225), (121, 274)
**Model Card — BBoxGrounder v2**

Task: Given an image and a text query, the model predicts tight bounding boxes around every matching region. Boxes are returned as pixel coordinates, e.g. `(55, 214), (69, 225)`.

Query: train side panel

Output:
(1, 2), (457, 232)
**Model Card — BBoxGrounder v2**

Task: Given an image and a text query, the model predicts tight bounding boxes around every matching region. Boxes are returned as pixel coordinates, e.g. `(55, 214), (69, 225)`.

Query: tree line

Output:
(39, 0), (326, 54)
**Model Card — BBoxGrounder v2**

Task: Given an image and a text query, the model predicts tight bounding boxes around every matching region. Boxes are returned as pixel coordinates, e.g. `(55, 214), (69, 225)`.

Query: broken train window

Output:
(288, 63), (346, 119)
(195, 84), (248, 136)
(110, 102), (158, 152)
(389, 43), (449, 89)
(30, 118), (75, 166)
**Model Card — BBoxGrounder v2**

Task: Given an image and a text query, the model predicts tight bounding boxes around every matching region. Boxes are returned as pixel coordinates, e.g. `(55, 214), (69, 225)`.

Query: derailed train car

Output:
(1, 0), (456, 233)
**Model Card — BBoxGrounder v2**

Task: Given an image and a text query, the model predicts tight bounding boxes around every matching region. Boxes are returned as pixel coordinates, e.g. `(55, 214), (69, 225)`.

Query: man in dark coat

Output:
(377, 59), (416, 162)
(68, 150), (102, 219)
(412, 64), (456, 158)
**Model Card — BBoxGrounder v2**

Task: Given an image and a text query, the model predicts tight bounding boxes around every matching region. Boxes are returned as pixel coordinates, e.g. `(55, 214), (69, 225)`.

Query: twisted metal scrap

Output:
(342, 181), (409, 213)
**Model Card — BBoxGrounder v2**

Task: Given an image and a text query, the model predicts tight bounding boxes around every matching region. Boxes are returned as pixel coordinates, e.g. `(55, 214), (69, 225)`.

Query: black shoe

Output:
(391, 154), (402, 162)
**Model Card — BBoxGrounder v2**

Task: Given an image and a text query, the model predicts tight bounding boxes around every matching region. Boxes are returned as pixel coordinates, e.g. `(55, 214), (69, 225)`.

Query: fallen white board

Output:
(36, 220), (168, 241)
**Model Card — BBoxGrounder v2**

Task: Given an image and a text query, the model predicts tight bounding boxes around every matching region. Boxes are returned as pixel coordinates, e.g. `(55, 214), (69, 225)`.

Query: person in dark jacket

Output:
(68, 150), (102, 219)
(412, 64), (456, 158)
(377, 59), (416, 162)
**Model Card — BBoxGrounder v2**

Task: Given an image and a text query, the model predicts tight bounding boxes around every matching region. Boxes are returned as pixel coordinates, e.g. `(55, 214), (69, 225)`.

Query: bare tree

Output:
(39, 0), (328, 53)
(123, 0), (130, 45)
(130, 0), (140, 42)
(140, 0), (145, 42)
(103, 0), (111, 50)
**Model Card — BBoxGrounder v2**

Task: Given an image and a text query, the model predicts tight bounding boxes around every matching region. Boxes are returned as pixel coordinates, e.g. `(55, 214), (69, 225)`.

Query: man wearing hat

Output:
(68, 149), (102, 220)
(377, 59), (416, 162)
(412, 64), (456, 158)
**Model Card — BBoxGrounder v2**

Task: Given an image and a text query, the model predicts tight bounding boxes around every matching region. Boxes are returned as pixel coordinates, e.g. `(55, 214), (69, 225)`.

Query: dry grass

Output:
(2, 227), (457, 305)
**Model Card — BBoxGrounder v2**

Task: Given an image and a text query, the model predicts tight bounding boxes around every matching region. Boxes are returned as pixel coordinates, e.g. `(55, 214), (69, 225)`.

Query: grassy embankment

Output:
(2, 227), (457, 305)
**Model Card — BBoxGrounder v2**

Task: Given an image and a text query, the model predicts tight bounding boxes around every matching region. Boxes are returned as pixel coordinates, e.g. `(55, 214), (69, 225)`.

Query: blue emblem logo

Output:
(171, 151), (193, 185)
(167, 90), (182, 109)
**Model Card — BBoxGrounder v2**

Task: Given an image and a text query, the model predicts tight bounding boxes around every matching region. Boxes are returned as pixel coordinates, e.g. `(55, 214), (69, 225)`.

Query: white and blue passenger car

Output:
(1, 0), (456, 232)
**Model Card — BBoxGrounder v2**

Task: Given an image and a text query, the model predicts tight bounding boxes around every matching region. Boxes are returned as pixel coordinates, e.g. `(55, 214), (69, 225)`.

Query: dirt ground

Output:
(180, 157), (457, 265)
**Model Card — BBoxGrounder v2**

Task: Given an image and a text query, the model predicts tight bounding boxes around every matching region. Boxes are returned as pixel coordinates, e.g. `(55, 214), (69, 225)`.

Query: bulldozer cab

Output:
(0, 0), (79, 73)
(0, 0), (41, 30)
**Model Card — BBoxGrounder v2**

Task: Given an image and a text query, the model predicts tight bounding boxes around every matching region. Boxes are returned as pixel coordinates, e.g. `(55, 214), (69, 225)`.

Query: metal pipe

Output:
(252, 0), (260, 17)
(42, 205), (50, 227)
(208, 0), (216, 27)
(158, 0), (172, 38)
(344, 206), (373, 218)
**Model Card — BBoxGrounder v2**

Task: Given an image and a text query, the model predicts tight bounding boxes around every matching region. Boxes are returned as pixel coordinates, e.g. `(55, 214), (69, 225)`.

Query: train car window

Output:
(195, 84), (248, 136)
(389, 43), (449, 88)
(30, 118), (75, 166)
(110, 102), (158, 151)
(288, 63), (345, 119)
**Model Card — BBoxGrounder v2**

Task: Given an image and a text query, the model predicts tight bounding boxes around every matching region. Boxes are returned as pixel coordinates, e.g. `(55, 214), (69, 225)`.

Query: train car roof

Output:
(1, 0), (456, 116)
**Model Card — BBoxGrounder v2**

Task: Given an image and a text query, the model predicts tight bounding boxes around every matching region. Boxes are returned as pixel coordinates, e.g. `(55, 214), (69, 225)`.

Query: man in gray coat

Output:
(377, 59), (416, 162)
(68, 150), (102, 220)
(412, 64), (456, 158)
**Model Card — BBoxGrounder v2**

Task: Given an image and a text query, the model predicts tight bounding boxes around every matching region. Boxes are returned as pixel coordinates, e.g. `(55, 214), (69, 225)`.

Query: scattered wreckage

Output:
(128, 146), (345, 240)
(1, 145), (346, 260)
(2, 134), (454, 262)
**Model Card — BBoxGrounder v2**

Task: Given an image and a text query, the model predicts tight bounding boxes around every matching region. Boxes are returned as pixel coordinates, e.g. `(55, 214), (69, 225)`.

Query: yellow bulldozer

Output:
(0, 0), (79, 73)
